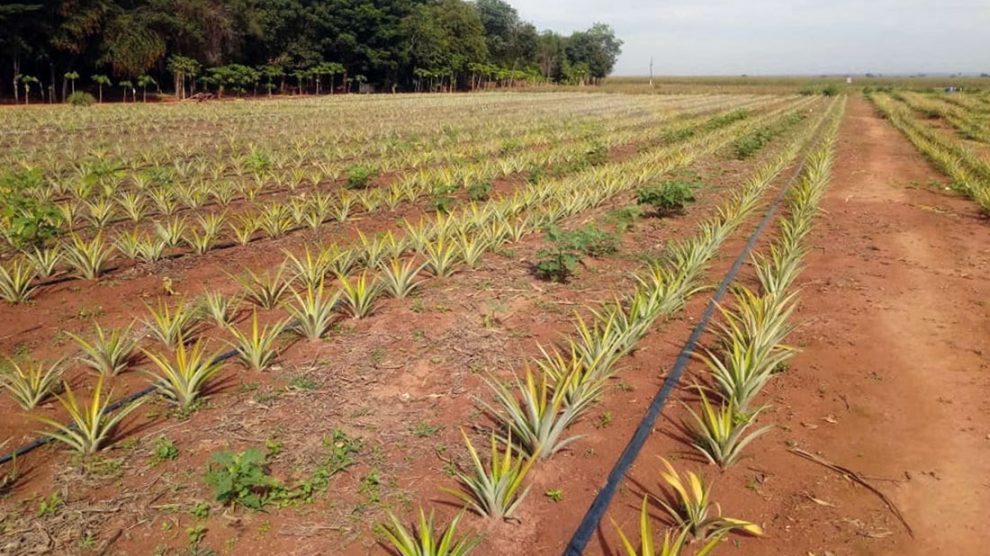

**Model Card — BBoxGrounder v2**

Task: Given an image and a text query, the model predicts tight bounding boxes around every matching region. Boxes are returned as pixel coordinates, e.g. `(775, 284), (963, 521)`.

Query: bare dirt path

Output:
(738, 95), (990, 554)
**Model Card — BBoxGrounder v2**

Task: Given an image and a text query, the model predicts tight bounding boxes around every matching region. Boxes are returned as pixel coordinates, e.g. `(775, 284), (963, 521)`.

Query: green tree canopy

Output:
(565, 22), (622, 79)
(0, 0), (622, 99)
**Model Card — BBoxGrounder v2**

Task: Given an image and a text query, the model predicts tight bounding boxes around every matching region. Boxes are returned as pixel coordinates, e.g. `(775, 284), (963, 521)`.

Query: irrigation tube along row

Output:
(0, 98), (808, 467)
(0, 347), (239, 466)
(426, 97), (834, 529)
(563, 97), (845, 556)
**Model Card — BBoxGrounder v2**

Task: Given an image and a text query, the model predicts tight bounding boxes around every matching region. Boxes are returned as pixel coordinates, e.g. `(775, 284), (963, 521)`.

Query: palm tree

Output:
(19, 75), (38, 105)
(260, 64), (283, 96)
(92, 74), (111, 102)
(64, 71), (79, 94)
(137, 75), (156, 102)
(120, 79), (134, 102)
(327, 62), (344, 94)
(352, 74), (367, 93)
(167, 56), (200, 99)
(292, 70), (307, 95)
(310, 62), (344, 95)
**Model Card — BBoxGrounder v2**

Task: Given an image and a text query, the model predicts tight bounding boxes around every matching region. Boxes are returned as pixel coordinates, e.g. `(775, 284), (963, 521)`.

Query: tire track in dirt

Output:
(753, 96), (990, 554)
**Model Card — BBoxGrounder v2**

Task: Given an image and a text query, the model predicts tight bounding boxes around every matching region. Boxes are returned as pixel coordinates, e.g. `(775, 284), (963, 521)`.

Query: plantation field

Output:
(597, 75), (990, 95)
(0, 91), (988, 556)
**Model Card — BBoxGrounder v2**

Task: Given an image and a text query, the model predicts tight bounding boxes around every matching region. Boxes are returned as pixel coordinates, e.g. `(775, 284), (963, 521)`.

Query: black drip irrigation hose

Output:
(563, 111), (834, 555)
(0, 346), (241, 466)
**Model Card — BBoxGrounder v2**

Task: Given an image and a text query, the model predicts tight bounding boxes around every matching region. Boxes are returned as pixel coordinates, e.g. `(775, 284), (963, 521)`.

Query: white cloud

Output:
(512, 0), (990, 75)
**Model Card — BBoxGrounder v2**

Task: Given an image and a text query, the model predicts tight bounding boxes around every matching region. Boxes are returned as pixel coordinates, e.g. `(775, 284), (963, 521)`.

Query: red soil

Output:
(2, 97), (988, 556)
(599, 96), (990, 556)
(729, 96), (990, 554)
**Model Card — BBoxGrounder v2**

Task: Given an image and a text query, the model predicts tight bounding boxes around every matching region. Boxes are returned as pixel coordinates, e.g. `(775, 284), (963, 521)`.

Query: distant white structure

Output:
(846, 76), (853, 84)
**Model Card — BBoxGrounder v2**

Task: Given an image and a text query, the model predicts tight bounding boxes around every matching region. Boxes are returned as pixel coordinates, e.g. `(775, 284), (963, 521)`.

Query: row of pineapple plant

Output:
(936, 90), (990, 114)
(1, 95), (817, 465)
(21, 94), (768, 212)
(4, 93), (757, 246)
(686, 97), (843, 465)
(24, 100), (654, 211)
(0, 98), (785, 298)
(27, 112), (648, 237)
(869, 92), (990, 212)
(0, 96), (817, 556)
(10, 93), (753, 185)
(373, 100), (837, 554)
(3, 92), (674, 182)
(607, 98), (844, 555)
(892, 91), (990, 145)
(2, 93), (694, 212)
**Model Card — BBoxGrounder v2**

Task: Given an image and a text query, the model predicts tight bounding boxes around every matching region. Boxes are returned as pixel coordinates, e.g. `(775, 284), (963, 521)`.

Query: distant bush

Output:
(733, 133), (766, 159)
(607, 205), (643, 232)
(430, 195), (455, 214)
(732, 112), (804, 159)
(534, 224), (618, 282)
(345, 164), (377, 189)
(557, 225), (619, 257)
(526, 167), (545, 184)
(204, 448), (278, 510)
(534, 245), (579, 282)
(705, 109), (749, 131)
(662, 127), (696, 144)
(66, 91), (96, 106)
(0, 169), (61, 248)
(801, 83), (842, 96)
(636, 180), (698, 216)
(499, 139), (522, 154)
(584, 142), (608, 166)
(863, 85), (894, 94)
(821, 83), (841, 96)
(466, 180), (492, 201)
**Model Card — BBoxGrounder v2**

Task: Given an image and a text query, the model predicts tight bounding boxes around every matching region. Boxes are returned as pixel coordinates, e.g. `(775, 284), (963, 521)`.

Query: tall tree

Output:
(402, 0), (487, 90)
(0, 3), (46, 102)
(565, 22), (622, 80)
(536, 30), (566, 81)
(474, 0), (514, 64)
(473, 0), (535, 69)
(1, 0), (622, 100)
(167, 54), (200, 98)
(100, 10), (167, 76)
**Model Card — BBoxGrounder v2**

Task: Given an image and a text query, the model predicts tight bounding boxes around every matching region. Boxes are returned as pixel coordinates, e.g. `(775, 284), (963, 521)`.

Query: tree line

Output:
(0, 0), (623, 103)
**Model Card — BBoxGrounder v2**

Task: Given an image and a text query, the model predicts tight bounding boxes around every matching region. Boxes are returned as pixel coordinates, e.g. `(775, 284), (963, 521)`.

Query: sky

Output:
(513, 0), (990, 76)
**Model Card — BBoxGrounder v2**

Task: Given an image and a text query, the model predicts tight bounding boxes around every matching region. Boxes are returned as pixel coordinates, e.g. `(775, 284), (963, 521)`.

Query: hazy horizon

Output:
(603, 72), (988, 78)
(514, 0), (990, 77)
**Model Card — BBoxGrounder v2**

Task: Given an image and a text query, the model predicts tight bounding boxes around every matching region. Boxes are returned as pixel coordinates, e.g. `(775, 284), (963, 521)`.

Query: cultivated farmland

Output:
(1, 89), (988, 556)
